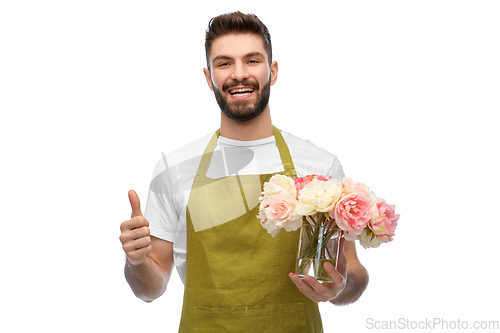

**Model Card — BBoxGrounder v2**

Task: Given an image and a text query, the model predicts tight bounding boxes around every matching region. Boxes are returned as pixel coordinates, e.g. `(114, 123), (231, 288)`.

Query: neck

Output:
(219, 106), (273, 141)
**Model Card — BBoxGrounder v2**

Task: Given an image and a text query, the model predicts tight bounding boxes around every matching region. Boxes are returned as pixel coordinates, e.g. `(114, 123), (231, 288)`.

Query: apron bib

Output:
(179, 127), (323, 333)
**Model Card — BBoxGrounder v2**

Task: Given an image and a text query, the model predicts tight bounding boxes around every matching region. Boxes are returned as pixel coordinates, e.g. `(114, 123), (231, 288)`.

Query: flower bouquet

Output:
(257, 174), (400, 283)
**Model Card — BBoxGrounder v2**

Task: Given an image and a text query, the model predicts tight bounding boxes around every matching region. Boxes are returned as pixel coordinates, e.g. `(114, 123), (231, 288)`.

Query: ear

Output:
(203, 68), (214, 91)
(270, 61), (278, 86)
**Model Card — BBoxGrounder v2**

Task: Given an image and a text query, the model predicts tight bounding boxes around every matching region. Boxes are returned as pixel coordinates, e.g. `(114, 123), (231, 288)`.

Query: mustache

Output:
(222, 79), (260, 92)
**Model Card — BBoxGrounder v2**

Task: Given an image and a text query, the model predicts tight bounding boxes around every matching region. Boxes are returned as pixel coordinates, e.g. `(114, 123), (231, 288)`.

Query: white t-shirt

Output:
(144, 130), (345, 284)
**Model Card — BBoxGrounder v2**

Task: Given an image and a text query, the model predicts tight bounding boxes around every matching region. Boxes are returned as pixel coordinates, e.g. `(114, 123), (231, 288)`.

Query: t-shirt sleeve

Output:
(143, 156), (181, 243)
(326, 156), (345, 181)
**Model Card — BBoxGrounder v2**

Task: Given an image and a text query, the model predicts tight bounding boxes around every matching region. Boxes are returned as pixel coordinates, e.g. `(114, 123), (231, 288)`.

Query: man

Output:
(120, 11), (368, 332)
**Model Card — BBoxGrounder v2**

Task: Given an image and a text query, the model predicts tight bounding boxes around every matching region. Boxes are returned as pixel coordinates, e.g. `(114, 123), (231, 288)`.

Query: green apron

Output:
(179, 126), (323, 332)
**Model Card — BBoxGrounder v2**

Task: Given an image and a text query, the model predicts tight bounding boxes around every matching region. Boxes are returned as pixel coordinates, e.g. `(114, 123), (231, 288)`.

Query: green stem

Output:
(297, 215), (342, 276)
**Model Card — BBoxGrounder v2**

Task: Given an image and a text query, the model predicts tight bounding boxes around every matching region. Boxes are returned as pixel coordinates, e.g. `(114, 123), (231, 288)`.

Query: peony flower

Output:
(262, 192), (302, 237)
(258, 174), (298, 236)
(265, 193), (299, 223)
(342, 177), (377, 203)
(342, 177), (371, 195)
(294, 174), (329, 195)
(294, 175), (314, 194)
(332, 192), (371, 235)
(297, 178), (343, 215)
(369, 199), (399, 242)
(262, 174), (297, 198)
(261, 219), (280, 237)
(359, 228), (384, 248)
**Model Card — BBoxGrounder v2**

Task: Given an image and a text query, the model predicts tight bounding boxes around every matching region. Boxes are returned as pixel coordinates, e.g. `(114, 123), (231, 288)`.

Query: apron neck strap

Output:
(197, 126), (297, 178)
(272, 126), (297, 178)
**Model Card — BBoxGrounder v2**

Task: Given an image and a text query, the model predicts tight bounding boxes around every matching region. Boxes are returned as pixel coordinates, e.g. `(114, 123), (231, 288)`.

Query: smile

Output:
(228, 87), (256, 99)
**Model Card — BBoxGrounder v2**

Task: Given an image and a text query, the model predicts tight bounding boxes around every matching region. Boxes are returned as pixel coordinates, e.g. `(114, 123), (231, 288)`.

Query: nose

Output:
(230, 61), (249, 82)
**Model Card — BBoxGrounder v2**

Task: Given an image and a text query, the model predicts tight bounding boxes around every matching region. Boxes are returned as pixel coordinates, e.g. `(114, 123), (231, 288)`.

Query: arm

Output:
(120, 190), (175, 302)
(124, 236), (174, 302)
(289, 239), (369, 305)
(329, 240), (369, 305)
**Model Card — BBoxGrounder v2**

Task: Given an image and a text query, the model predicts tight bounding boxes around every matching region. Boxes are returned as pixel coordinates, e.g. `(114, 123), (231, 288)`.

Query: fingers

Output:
(126, 244), (152, 265)
(289, 258), (347, 303)
(122, 233), (152, 265)
(290, 273), (340, 303)
(289, 273), (324, 303)
(120, 214), (149, 231)
(121, 228), (151, 253)
(128, 189), (143, 218)
(120, 221), (150, 241)
(323, 261), (345, 285)
(120, 220), (152, 265)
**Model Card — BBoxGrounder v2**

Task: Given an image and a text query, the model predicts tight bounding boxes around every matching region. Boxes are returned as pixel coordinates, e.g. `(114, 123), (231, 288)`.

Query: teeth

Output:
(230, 88), (255, 94)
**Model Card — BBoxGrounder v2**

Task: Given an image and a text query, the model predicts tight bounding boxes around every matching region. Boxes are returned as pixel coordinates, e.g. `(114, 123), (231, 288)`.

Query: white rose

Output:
(297, 178), (343, 215)
(262, 174), (297, 198)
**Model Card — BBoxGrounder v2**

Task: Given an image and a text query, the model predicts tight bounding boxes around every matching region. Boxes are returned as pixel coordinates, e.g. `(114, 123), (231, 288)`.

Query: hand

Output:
(289, 237), (347, 303)
(119, 190), (152, 265)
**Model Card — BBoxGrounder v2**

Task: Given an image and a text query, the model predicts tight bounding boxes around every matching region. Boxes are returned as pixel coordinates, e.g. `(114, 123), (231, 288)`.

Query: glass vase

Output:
(295, 215), (342, 283)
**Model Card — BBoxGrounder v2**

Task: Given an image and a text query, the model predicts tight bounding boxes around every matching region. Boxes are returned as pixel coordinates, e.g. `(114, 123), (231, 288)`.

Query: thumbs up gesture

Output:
(119, 190), (152, 265)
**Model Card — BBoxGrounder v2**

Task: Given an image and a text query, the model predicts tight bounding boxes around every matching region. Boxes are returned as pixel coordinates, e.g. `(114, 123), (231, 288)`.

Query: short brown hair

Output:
(205, 11), (272, 69)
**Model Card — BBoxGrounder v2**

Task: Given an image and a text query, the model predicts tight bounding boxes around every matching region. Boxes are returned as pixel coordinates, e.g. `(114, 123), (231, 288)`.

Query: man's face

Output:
(204, 33), (278, 122)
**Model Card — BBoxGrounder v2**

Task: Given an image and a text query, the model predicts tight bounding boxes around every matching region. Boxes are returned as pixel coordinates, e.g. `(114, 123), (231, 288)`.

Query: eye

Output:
(248, 60), (259, 64)
(215, 62), (231, 68)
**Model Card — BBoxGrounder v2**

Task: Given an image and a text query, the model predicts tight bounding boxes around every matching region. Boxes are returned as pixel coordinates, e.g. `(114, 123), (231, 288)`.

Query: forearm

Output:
(124, 256), (168, 302)
(330, 262), (369, 306)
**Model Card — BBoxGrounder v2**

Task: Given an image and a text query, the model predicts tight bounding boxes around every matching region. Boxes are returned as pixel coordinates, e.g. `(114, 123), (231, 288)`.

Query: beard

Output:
(213, 77), (271, 122)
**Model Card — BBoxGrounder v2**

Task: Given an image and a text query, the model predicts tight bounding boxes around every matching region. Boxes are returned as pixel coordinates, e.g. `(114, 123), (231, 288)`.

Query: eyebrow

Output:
(212, 52), (266, 63)
(245, 52), (265, 59)
(212, 55), (232, 63)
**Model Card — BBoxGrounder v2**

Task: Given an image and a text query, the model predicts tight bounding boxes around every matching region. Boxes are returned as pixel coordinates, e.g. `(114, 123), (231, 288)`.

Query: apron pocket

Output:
(193, 302), (307, 333)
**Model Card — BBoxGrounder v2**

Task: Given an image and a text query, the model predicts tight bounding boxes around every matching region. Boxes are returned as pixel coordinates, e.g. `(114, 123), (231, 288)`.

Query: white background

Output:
(1, 0), (499, 332)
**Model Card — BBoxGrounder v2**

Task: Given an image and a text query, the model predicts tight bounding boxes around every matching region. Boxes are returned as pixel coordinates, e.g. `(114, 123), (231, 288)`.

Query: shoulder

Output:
(280, 130), (339, 162)
(147, 131), (218, 211)
(164, 132), (216, 166)
(150, 132), (215, 177)
(280, 130), (344, 180)
(148, 132), (216, 198)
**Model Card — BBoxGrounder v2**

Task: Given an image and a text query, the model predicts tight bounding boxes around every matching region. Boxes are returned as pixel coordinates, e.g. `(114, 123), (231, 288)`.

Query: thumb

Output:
(128, 190), (143, 218)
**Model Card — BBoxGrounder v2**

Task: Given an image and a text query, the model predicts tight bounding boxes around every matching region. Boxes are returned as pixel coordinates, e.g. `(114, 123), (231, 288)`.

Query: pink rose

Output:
(264, 192), (302, 235)
(342, 177), (370, 195)
(369, 199), (399, 242)
(331, 192), (371, 235)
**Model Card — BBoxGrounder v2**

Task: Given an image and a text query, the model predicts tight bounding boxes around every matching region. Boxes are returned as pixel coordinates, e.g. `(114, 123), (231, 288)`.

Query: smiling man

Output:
(204, 28), (277, 141)
(120, 11), (369, 332)
(205, 34), (274, 124)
